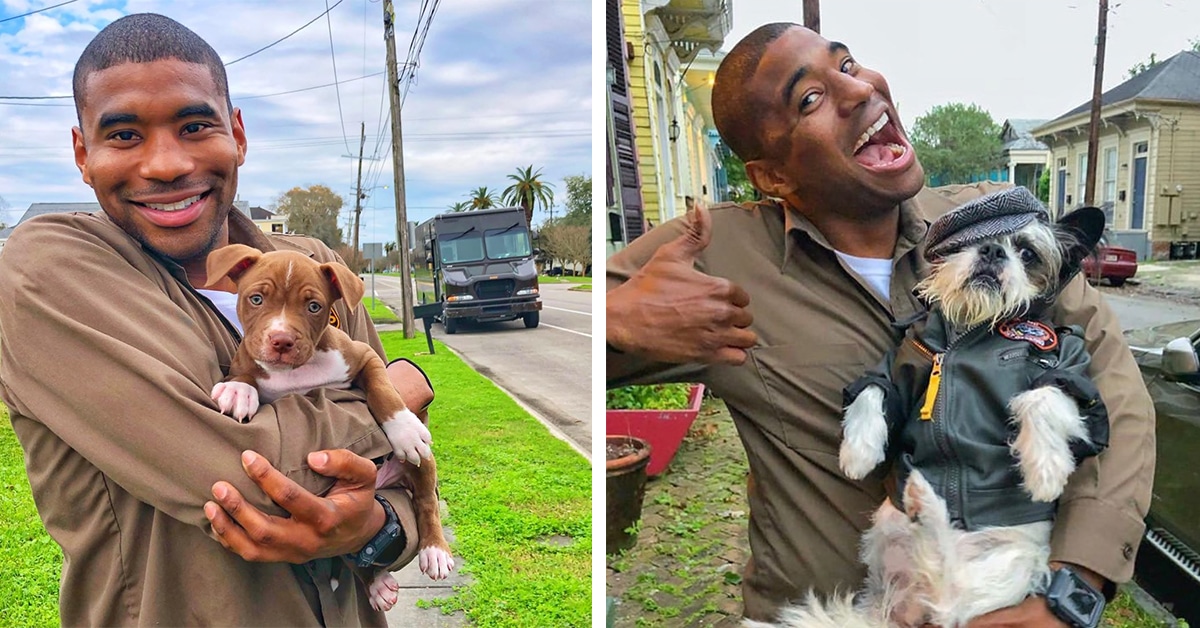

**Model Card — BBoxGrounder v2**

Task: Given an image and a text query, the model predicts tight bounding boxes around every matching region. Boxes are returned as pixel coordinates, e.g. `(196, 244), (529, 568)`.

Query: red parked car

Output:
(1081, 242), (1138, 286)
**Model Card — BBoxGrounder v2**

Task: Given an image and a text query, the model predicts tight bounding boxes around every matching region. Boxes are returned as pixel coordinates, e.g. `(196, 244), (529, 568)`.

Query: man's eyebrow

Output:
(782, 66), (808, 106)
(97, 112), (138, 130)
(829, 41), (850, 55)
(176, 103), (218, 119)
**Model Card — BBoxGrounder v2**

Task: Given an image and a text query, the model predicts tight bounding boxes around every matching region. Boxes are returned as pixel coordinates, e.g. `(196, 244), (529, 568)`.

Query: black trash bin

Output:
(1186, 242), (1198, 260)
(1171, 241), (1186, 260)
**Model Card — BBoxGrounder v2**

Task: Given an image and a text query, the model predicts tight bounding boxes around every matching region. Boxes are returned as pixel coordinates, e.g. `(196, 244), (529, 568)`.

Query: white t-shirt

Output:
(834, 251), (893, 303)
(196, 289), (244, 335)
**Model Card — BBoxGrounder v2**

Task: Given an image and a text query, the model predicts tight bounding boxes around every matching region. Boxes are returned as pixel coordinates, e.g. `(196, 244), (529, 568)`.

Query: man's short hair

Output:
(712, 22), (798, 162)
(72, 13), (232, 124)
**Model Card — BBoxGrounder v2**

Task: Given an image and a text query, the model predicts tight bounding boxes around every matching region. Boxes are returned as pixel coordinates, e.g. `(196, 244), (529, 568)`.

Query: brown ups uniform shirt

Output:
(607, 187), (1155, 622)
(0, 209), (420, 626)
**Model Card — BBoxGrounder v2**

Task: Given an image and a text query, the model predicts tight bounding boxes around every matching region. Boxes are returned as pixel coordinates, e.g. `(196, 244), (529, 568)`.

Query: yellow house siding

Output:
(1148, 106), (1200, 247)
(621, 0), (661, 226)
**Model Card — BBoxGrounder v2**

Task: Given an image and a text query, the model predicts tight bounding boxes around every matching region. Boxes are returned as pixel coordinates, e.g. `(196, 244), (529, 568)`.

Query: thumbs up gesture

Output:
(607, 203), (757, 365)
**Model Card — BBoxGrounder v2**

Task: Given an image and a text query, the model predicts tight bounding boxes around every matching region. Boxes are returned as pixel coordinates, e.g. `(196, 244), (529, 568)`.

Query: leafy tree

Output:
(720, 146), (757, 201)
(539, 224), (590, 275)
(502, 165), (555, 227)
(1128, 38), (1200, 78)
(1037, 168), (1051, 204)
(560, 174), (591, 227)
(274, 184), (344, 249)
(447, 201), (471, 213)
(468, 186), (499, 210)
(910, 103), (1003, 185)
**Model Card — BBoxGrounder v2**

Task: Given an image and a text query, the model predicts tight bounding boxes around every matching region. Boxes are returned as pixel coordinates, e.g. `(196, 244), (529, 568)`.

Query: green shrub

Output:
(605, 384), (693, 410)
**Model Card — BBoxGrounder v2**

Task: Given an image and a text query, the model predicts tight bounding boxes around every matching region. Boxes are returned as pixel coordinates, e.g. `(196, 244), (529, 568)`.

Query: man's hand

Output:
(203, 449), (385, 563)
(964, 596), (1067, 627)
(607, 202), (756, 365)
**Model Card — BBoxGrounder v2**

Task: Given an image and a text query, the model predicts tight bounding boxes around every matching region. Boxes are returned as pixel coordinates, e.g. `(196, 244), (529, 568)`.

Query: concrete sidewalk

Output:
(383, 502), (471, 627)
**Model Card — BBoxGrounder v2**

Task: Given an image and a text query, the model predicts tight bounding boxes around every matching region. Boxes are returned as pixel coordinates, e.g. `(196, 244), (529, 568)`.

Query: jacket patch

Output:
(997, 320), (1057, 351)
(329, 308), (342, 329)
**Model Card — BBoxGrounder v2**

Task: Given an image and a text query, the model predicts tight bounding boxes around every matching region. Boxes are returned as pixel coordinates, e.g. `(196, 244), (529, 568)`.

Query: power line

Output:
(0, 70), (385, 103)
(323, 0), (353, 155)
(0, 0), (79, 24)
(224, 0), (344, 66)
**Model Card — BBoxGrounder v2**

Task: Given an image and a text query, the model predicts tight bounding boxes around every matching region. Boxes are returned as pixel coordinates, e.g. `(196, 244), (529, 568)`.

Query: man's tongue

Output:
(855, 142), (903, 167)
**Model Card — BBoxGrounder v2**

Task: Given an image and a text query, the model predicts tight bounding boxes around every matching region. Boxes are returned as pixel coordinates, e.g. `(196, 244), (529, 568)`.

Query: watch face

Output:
(1068, 587), (1100, 618)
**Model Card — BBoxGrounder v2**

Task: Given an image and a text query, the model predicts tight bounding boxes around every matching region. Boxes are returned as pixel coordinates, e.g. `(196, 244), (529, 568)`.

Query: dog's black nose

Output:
(978, 243), (1007, 262)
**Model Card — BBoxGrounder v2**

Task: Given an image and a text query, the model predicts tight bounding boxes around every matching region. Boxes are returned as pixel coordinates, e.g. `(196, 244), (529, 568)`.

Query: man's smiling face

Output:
(746, 27), (925, 215)
(72, 58), (246, 264)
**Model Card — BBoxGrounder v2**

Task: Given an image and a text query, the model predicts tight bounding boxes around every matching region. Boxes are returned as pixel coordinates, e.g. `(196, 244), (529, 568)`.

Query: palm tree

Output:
(502, 165), (555, 227)
(448, 201), (471, 213)
(468, 186), (499, 210)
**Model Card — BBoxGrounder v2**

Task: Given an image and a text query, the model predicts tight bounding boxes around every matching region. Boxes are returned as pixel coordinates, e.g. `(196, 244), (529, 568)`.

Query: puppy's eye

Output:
(307, 301), (322, 314)
(1019, 248), (1039, 264)
(248, 294), (263, 306)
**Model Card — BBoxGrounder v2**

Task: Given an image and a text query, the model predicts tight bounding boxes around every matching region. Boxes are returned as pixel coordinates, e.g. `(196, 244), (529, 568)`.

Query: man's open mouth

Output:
(852, 111), (909, 168)
(132, 191), (210, 212)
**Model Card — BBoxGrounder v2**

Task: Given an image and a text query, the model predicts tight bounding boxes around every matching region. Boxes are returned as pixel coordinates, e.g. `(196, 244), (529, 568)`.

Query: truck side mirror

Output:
(1163, 337), (1200, 380)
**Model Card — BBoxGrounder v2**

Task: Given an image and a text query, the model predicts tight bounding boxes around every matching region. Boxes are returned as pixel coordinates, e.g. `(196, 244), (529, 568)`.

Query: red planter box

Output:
(605, 384), (705, 477)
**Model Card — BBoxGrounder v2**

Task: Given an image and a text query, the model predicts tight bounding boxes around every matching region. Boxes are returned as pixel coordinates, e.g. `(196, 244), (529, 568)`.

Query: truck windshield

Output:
(484, 225), (532, 260)
(438, 230), (484, 264)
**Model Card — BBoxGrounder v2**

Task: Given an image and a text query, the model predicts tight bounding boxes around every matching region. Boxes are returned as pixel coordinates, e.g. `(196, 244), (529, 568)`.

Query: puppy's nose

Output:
(269, 332), (296, 354)
(978, 243), (1006, 263)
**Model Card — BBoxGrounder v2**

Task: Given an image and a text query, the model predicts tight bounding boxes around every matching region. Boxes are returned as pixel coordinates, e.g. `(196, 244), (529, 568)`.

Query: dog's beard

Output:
(917, 222), (1065, 329)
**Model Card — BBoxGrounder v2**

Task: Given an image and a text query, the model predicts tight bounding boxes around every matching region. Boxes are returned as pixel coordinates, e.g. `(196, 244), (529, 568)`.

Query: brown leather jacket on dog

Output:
(0, 208), (425, 626)
(607, 185), (1155, 621)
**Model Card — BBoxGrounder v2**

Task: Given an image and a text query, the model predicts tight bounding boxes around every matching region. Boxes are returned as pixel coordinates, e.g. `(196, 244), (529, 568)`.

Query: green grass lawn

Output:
(362, 298), (399, 324)
(0, 333), (591, 628)
(539, 275), (591, 285)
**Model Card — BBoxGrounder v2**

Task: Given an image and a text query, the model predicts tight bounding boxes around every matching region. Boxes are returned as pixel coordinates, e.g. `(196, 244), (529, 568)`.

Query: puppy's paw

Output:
(840, 385), (889, 480)
(902, 470), (948, 524)
(382, 409), (433, 466)
(368, 571), (400, 612)
(211, 381), (260, 421)
(1009, 386), (1087, 502)
(419, 545), (455, 580)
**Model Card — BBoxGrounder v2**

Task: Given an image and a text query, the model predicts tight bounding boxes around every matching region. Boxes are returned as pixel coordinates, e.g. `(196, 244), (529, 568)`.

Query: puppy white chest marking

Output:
(254, 349), (353, 402)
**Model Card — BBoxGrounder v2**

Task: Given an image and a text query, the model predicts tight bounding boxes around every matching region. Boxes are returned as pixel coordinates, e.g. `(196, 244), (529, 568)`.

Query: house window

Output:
(272, 223), (283, 233)
(1077, 153), (1088, 207)
(1103, 147), (1117, 203)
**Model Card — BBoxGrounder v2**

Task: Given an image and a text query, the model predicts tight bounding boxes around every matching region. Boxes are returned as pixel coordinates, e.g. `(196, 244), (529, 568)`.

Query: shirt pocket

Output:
(748, 342), (870, 455)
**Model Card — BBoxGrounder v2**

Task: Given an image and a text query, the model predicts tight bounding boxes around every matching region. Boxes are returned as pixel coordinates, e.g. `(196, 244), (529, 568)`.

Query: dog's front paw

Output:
(382, 409), (433, 466)
(1010, 387), (1088, 502)
(368, 571), (400, 611)
(211, 381), (260, 421)
(840, 386), (889, 480)
(419, 545), (455, 580)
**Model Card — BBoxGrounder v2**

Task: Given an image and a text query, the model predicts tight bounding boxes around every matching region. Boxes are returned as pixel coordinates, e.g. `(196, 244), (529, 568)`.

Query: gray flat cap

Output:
(924, 186), (1049, 262)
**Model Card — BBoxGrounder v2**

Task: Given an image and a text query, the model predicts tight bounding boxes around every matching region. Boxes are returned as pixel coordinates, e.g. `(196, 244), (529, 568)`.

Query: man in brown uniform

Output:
(0, 14), (427, 626)
(607, 24), (1155, 626)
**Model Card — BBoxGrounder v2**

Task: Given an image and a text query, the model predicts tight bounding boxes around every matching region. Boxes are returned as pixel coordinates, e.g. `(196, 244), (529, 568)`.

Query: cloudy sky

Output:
(726, 0), (1200, 133)
(0, 0), (590, 246)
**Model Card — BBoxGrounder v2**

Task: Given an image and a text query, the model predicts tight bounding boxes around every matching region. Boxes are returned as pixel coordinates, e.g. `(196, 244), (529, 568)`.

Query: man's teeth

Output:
(143, 195), (201, 211)
(854, 112), (891, 153)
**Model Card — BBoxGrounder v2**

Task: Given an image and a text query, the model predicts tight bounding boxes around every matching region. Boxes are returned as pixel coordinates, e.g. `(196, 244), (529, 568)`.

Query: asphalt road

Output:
(365, 274), (592, 458)
(1100, 288), (1200, 331)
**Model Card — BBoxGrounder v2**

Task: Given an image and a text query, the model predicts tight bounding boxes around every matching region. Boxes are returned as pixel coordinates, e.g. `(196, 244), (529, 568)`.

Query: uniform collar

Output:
(777, 192), (931, 271)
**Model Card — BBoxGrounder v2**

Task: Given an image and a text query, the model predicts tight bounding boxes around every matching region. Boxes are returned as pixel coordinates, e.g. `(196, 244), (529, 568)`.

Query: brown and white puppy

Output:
(205, 244), (454, 611)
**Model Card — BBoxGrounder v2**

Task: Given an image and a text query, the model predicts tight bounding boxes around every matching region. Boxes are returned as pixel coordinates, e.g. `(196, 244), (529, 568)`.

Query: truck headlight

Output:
(446, 295), (475, 302)
(515, 288), (539, 296)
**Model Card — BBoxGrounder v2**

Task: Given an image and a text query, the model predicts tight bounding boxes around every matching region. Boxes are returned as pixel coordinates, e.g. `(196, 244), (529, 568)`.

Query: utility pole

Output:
(1084, 0), (1108, 206)
(351, 121), (365, 254)
(383, 0), (415, 338)
(803, 0), (820, 34)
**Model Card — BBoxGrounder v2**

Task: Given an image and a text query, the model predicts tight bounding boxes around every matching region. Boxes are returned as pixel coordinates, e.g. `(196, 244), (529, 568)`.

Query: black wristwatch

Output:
(1045, 566), (1106, 628)
(350, 494), (404, 568)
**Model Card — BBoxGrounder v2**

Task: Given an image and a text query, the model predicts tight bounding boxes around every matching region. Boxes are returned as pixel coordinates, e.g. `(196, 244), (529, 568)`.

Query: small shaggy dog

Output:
(750, 188), (1111, 628)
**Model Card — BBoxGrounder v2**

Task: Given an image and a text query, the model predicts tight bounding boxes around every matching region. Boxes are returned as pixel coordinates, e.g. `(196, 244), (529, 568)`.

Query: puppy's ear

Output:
(204, 244), (262, 288)
(1056, 206), (1106, 276)
(320, 262), (365, 307)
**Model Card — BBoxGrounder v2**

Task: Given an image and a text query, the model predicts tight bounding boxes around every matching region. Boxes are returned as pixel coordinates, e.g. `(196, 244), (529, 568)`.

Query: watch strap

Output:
(351, 494), (403, 568)
(1045, 566), (1105, 628)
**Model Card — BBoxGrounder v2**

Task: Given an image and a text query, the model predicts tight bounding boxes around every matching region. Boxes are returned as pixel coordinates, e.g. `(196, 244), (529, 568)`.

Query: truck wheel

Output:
(444, 317), (459, 334)
(523, 311), (539, 329)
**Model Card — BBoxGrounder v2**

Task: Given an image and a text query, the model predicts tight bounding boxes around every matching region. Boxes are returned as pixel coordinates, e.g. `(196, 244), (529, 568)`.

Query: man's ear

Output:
(204, 244), (261, 288)
(320, 262), (364, 308)
(231, 107), (247, 166)
(745, 159), (797, 199)
(72, 127), (92, 187)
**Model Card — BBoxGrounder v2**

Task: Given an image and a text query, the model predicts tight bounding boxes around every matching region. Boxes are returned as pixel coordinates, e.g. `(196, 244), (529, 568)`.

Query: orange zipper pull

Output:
(919, 353), (944, 420)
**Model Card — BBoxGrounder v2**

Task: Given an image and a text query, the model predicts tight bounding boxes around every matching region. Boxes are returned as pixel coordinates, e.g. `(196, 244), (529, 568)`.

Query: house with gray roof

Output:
(1000, 119), (1051, 194)
(1033, 49), (1200, 258)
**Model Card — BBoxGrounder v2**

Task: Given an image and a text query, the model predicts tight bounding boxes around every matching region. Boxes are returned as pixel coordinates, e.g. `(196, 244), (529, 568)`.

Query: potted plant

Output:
(605, 383), (705, 477)
(606, 434), (651, 554)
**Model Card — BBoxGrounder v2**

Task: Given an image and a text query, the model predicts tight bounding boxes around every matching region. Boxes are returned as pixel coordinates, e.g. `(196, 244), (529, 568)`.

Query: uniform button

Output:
(1123, 543), (1134, 560)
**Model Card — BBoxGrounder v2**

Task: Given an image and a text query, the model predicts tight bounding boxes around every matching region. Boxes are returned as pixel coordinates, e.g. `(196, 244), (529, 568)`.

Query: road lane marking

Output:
(540, 323), (590, 337)
(543, 306), (591, 316)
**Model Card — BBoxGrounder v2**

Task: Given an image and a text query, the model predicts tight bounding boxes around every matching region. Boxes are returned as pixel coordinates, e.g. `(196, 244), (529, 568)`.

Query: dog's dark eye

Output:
(1019, 248), (1038, 264)
(248, 294), (263, 306)
(307, 301), (322, 314)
